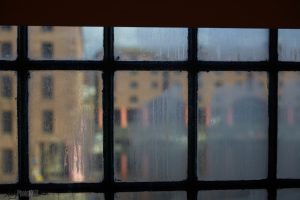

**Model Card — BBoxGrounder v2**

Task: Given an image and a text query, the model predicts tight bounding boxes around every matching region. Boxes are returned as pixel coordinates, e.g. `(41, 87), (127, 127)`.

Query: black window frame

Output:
(0, 26), (298, 200)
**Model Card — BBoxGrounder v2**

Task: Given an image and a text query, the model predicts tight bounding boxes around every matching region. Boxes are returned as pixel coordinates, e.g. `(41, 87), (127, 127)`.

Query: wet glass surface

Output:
(198, 28), (269, 61)
(0, 26), (17, 60)
(198, 190), (267, 200)
(29, 27), (103, 60)
(116, 192), (185, 200)
(114, 28), (188, 61)
(29, 71), (103, 182)
(197, 72), (268, 180)
(0, 71), (17, 183)
(114, 71), (187, 181)
(278, 72), (300, 178)
(278, 29), (300, 61)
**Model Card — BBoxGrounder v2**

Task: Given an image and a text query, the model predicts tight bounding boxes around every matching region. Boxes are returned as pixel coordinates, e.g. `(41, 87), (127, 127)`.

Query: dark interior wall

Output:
(0, 0), (300, 27)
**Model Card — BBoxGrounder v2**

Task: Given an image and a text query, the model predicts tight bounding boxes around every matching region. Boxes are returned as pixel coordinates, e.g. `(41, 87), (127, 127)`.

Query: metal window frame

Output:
(0, 26), (299, 200)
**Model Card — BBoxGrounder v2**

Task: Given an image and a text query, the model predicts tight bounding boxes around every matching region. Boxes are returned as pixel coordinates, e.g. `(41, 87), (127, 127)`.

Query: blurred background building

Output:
(0, 26), (299, 186)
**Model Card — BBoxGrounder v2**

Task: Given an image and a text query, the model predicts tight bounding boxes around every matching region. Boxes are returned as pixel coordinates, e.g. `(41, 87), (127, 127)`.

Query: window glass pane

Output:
(278, 29), (300, 61)
(197, 72), (268, 180)
(114, 28), (188, 61)
(29, 71), (103, 183)
(114, 71), (187, 181)
(198, 190), (267, 200)
(198, 28), (269, 61)
(278, 72), (300, 178)
(31, 193), (104, 200)
(29, 27), (103, 60)
(116, 192), (185, 200)
(0, 194), (17, 199)
(277, 189), (300, 200)
(0, 26), (17, 60)
(0, 72), (17, 183)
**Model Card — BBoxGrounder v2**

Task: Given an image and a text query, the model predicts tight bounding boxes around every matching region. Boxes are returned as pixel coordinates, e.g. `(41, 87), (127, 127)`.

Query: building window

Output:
(2, 149), (13, 174)
(129, 81), (138, 89)
(2, 111), (12, 134)
(1, 26), (12, 31)
(215, 80), (223, 87)
(1, 76), (12, 98)
(129, 96), (138, 103)
(42, 42), (53, 59)
(43, 110), (53, 133)
(1, 42), (12, 59)
(151, 81), (158, 89)
(42, 75), (53, 98)
(41, 26), (53, 32)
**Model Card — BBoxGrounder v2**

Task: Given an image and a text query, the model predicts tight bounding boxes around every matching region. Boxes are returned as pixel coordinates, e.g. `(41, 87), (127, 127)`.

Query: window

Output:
(41, 26), (53, 32)
(42, 42), (53, 59)
(2, 111), (12, 134)
(1, 42), (12, 59)
(42, 75), (53, 98)
(150, 81), (158, 89)
(1, 76), (12, 98)
(1, 26), (300, 200)
(2, 149), (13, 174)
(1, 26), (12, 31)
(129, 81), (138, 89)
(129, 96), (138, 103)
(43, 110), (53, 133)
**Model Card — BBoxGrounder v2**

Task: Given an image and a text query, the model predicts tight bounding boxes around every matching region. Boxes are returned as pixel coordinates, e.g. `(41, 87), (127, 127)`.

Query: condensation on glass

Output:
(278, 72), (300, 178)
(114, 71), (187, 181)
(29, 71), (103, 183)
(0, 71), (17, 183)
(198, 190), (267, 200)
(197, 72), (268, 180)
(0, 194), (18, 200)
(0, 26), (17, 60)
(28, 26), (103, 60)
(116, 192), (186, 200)
(277, 189), (300, 200)
(114, 28), (188, 61)
(198, 28), (269, 61)
(31, 193), (104, 200)
(278, 29), (300, 61)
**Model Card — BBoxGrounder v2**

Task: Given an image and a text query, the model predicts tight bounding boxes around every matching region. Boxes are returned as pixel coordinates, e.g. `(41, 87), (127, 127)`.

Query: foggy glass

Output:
(278, 29), (300, 61)
(0, 72), (17, 183)
(114, 71), (187, 181)
(277, 189), (300, 200)
(278, 72), (300, 178)
(31, 193), (104, 200)
(29, 27), (103, 60)
(197, 72), (268, 180)
(198, 190), (267, 200)
(0, 26), (17, 60)
(198, 29), (269, 61)
(114, 28), (188, 61)
(116, 192), (186, 200)
(29, 71), (103, 183)
(0, 194), (18, 200)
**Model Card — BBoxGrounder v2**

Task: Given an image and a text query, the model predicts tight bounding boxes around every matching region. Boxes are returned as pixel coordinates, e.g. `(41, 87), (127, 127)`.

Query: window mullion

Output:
(103, 27), (115, 199)
(17, 26), (30, 198)
(268, 28), (278, 200)
(187, 28), (198, 200)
